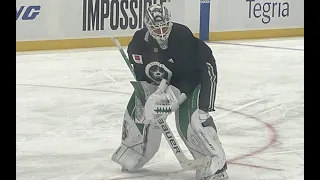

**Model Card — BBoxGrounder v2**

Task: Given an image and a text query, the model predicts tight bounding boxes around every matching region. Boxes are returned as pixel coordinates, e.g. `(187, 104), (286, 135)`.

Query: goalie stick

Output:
(111, 36), (212, 170)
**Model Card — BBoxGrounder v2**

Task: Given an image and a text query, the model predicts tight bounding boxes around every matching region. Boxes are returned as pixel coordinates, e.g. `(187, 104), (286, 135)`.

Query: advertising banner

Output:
(16, 0), (185, 41)
(210, 0), (304, 31)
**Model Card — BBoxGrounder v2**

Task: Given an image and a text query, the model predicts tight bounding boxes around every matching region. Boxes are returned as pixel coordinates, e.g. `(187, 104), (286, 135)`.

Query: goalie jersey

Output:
(127, 22), (218, 112)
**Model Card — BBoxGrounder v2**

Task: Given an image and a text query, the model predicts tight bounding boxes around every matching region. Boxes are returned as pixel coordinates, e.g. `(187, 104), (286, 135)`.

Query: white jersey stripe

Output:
(206, 62), (216, 110)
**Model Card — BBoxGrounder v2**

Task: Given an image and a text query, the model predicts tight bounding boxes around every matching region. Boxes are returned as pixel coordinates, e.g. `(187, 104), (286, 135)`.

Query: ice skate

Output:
(202, 164), (229, 180)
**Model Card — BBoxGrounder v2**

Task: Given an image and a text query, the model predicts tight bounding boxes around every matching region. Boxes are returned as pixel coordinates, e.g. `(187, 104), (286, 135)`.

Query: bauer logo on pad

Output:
(132, 54), (143, 64)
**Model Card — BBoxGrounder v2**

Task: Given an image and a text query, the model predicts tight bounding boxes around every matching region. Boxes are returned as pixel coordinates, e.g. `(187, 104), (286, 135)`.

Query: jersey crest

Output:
(145, 62), (172, 84)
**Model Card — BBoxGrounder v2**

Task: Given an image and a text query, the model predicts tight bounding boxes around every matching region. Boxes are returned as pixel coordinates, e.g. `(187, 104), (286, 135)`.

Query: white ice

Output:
(16, 37), (304, 180)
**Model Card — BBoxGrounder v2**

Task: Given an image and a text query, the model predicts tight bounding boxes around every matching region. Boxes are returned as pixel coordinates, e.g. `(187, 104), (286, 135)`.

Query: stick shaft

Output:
(111, 37), (136, 79)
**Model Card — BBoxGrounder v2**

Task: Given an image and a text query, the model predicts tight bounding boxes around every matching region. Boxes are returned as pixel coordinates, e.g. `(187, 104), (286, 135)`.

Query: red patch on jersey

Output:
(132, 54), (143, 64)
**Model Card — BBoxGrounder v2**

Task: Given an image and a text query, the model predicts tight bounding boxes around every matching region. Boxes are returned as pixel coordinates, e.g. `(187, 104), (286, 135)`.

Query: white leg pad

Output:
(189, 109), (227, 179)
(112, 143), (146, 171)
(112, 111), (162, 171)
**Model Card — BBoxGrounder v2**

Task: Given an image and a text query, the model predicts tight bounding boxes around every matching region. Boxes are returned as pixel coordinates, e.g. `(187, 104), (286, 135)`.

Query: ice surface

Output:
(16, 37), (304, 180)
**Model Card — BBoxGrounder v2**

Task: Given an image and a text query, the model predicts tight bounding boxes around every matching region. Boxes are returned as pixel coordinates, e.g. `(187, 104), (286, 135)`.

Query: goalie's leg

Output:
(175, 86), (228, 180)
(189, 109), (228, 180)
(111, 92), (162, 171)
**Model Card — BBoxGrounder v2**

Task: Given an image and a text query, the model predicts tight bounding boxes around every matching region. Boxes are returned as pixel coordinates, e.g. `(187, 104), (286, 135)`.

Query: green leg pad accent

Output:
(177, 85), (201, 141)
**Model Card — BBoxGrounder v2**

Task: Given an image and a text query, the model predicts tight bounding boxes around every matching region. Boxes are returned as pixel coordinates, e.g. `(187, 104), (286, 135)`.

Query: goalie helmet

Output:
(144, 4), (173, 50)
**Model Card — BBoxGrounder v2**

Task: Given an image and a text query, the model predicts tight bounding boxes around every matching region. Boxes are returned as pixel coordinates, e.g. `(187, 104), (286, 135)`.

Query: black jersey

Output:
(127, 22), (217, 112)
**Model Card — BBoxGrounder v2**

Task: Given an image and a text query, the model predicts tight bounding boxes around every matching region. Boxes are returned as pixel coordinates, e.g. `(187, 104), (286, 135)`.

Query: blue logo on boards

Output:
(16, 6), (41, 20)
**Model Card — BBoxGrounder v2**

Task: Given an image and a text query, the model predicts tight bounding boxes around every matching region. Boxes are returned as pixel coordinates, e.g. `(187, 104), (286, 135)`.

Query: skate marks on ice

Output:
(215, 88), (303, 180)
(103, 89), (303, 180)
(57, 86), (301, 180)
(16, 37), (304, 180)
(16, 83), (303, 180)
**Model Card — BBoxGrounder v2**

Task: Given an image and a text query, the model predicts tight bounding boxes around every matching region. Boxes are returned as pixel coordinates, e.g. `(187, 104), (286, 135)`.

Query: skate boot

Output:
(202, 163), (229, 180)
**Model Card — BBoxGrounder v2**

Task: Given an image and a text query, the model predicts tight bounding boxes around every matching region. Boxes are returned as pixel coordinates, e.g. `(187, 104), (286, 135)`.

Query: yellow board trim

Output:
(209, 28), (304, 41)
(16, 28), (303, 52)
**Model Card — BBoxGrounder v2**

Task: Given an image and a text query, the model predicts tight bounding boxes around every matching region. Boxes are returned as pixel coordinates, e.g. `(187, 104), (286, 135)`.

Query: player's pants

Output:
(111, 83), (227, 179)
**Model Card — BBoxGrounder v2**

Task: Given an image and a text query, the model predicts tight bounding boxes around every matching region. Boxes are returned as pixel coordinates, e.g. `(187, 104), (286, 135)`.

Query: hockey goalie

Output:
(111, 4), (229, 180)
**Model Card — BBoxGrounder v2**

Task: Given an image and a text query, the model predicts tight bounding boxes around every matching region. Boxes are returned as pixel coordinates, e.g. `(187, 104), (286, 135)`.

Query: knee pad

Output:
(111, 114), (162, 171)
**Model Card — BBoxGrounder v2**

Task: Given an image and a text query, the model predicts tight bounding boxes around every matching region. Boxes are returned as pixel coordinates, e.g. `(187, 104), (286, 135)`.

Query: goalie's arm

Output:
(197, 39), (218, 112)
(127, 31), (147, 81)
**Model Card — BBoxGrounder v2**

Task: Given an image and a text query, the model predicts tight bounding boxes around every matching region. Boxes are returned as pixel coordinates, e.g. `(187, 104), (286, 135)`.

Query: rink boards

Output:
(16, 0), (304, 51)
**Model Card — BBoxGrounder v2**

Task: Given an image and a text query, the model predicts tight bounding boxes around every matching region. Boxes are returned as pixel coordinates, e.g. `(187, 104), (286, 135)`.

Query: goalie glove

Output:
(144, 79), (184, 123)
